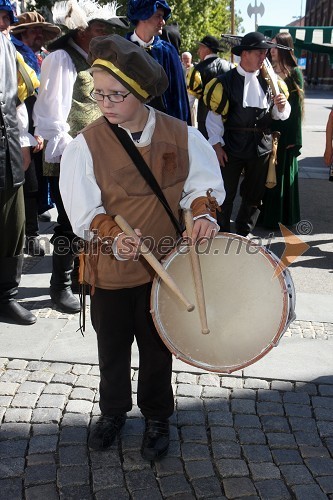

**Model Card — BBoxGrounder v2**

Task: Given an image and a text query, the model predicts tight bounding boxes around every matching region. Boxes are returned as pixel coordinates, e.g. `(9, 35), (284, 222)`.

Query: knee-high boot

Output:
(0, 255), (37, 325)
(50, 251), (80, 314)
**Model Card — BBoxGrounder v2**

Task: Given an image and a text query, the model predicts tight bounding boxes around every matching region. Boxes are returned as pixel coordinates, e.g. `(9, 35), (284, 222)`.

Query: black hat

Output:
(198, 35), (221, 53)
(88, 34), (169, 102)
(231, 31), (276, 56)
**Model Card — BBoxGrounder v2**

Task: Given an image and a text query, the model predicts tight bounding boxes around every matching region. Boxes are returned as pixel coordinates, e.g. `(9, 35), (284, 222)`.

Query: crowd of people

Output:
(1, 0), (326, 462)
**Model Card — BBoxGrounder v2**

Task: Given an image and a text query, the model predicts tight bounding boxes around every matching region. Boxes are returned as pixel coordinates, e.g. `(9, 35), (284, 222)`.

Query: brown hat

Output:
(88, 34), (169, 103)
(11, 11), (61, 42)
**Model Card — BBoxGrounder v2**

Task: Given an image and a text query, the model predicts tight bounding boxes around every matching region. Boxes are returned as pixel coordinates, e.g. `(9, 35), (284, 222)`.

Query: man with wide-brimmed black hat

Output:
(33, 0), (129, 314)
(204, 31), (291, 237)
(187, 35), (233, 139)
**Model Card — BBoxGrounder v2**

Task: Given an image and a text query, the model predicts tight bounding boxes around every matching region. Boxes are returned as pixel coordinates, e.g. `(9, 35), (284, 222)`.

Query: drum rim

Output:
(151, 234), (292, 373)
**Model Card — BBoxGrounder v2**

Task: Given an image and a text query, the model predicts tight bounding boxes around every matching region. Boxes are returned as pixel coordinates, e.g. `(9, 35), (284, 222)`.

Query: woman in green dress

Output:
(261, 32), (304, 229)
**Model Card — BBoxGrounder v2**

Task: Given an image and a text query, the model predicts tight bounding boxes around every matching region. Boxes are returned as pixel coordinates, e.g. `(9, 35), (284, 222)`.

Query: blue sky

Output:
(235, 0), (305, 34)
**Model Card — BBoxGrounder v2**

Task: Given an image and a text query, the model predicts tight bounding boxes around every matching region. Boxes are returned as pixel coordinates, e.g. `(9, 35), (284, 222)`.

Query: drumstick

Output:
(114, 215), (195, 312)
(184, 209), (210, 334)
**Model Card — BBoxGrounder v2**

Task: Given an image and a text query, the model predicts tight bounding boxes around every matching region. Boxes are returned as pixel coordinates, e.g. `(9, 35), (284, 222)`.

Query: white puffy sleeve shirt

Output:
(60, 108), (225, 240)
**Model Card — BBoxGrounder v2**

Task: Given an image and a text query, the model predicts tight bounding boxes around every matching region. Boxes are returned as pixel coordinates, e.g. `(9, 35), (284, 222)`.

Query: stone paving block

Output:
(295, 382), (317, 395)
(4, 408), (32, 423)
(125, 469), (158, 493)
(177, 410), (205, 426)
(36, 394), (67, 409)
(242, 445), (272, 462)
(291, 483), (327, 499)
(26, 454), (56, 466)
(324, 439), (333, 457)
(6, 360), (28, 370)
(29, 435), (58, 454)
(122, 418), (145, 436)
(60, 413), (90, 427)
(0, 358), (9, 369)
(0, 457), (25, 479)
(257, 390), (282, 402)
(57, 465), (90, 487)
(317, 421), (333, 438)
(0, 478), (23, 498)
(26, 361), (51, 371)
(69, 388), (95, 401)
(58, 445), (88, 466)
(155, 457), (183, 477)
(52, 373), (77, 385)
(43, 384), (72, 396)
(305, 457), (333, 477)
(210, 426), (236, 442)
(244, 378), (269, 390)
(198, 374), (220, 387)
(237, 428), (266, 445)
(314, 407), (333, 421)
(192, 476), (223, 498)
(1, 370), (29, 384)
(17, 382), (45, 395)
(90, 449), (121, 469)
(283, 392), (310, 405)
(158, 474), (192, 497)
(231, 389), (256, 400)
(92, 466), (124, 491)
(184, 459), (215, 480)
(212, 442), (241, 459)
(10, 393), (39, 408)
(203, 398), (229, 412)
(24, 464), (57, 486)
(312, 396), (333, 409)
(59, 484), (92, 499)
(206, 411), (233, 427)
(248, 462), (280, 481)
(59, 426), (88, 445)
(25, 483), (59, 500)
(201, 387), (229, 398)
(120, 435), (142, 453)
(318, 385), (333, 397)
(271, 381), (293, 392)
(49, 362), (72, 374)
(223, 477), (257, 498)
(280, 464), (314, 486)
(27, 371), (53, 384)
(215, 458), (249, 478)
(32, 423), (59, 436)
(294, 431), (322, 447)
(72, 364), (92, 375)
(176, 396), (203, 411)
(88, 365), (100, 377)
(231, 399), (256, 414)
(299, 445), (330, 459)
(177, 373), (197, 385)
(65, 400), (93, 414)
(0, 382), (19, 396)
(180, 425), (207, 443)
(256, 402), (284, 416)
(288, 417), (317, 433)
(316, 476), (333, 494)
(272, 449), (304, 465)
(177, 384), (202, 398)
(181, 442), (210, 461)
(255, 479), (291, 499)
(284, 404), (312, 418)
(0, 396), (12, 406)
(221, 376), (243, 389)
(74, 375), (99, 390)
(261, 416), (290, 433)
(121, 451), (150, 472)
(234, 414), (261, 429)
(31, 407), (62, 424)
(0, 422), (30, 441)
(131, 489), (163, 500)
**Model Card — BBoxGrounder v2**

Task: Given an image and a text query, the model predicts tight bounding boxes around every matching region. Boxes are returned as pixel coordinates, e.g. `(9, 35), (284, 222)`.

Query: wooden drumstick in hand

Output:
(184, 209), (210, 334)
(114, 215), (195, 312)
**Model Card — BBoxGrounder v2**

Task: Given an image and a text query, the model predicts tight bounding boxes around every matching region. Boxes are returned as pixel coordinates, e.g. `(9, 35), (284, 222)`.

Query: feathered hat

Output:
(52, 0), (129, 30)
(127, 0), (171, 26)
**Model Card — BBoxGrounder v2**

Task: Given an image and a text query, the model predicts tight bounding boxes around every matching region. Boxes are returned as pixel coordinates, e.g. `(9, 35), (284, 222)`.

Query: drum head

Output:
(151, 235), (290, 373)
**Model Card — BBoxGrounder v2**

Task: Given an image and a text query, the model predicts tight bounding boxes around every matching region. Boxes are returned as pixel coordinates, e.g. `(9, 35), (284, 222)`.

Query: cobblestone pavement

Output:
(1, 358), (333, 499)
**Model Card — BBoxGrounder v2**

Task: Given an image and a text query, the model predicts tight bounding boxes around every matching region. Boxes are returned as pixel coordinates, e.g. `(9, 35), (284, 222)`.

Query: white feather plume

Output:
(52, 0), (124, 29)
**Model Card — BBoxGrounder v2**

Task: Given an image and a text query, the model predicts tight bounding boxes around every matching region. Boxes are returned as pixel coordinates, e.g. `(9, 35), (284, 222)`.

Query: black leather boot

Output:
(141, 418), (170, 461)
(235, 203), (261, 237)
(0, 255), (37, 325)
(50, 252), (80, 314)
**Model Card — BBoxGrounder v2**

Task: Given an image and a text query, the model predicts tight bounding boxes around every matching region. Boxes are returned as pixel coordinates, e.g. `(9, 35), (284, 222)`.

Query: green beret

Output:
(88, 34), (169, 102)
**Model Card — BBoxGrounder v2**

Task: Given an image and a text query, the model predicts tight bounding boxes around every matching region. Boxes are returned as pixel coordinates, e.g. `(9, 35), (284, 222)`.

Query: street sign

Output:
(298, 57), (306, 69)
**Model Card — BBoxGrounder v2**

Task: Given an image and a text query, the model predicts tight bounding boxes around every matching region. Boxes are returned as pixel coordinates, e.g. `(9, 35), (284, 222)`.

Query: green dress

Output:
(261, 67), (303, 229)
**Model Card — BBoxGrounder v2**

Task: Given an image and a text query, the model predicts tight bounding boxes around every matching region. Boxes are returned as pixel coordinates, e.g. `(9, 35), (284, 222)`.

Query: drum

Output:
(151, 234), (295, 373)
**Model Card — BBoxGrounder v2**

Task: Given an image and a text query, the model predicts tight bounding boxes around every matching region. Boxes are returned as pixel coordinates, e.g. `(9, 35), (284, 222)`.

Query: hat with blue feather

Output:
(127, 0), (171, 26)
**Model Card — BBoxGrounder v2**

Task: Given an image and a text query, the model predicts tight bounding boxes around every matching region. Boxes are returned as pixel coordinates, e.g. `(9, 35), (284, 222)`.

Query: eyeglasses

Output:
(90, 90), (131, 103)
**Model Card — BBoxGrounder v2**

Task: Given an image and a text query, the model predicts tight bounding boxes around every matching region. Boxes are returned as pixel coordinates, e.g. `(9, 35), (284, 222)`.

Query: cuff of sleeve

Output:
(208, 135), (225, 147)
(90, 214), (122, 242)
(190, 190), (220, 220)
(45, 132), (73, 162)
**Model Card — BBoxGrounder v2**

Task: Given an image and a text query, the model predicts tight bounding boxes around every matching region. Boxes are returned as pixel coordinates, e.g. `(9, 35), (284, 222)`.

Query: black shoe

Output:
(88, 414), (126, 451)
(25, 237), (45, 257)
(38, 211), (51, 222)
(141, 418), (169, 461)
(50, 288), (80, 314)
(0, 300), (37, 325)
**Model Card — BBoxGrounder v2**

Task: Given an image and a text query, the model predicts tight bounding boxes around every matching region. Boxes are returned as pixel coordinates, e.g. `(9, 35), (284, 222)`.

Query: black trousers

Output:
(90, 283), (174, 419)
(217, 153), (269, 232)
(0, 184), (25, 258)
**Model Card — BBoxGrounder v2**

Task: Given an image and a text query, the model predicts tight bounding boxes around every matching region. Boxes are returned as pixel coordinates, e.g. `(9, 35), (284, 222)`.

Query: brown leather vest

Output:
(82, 111), (189, 289)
